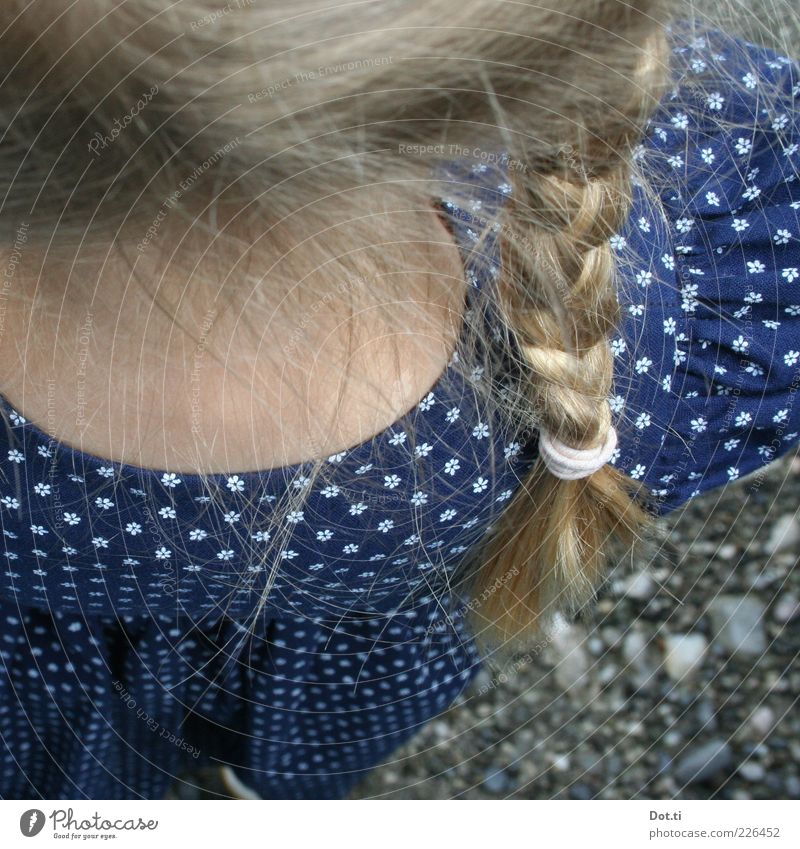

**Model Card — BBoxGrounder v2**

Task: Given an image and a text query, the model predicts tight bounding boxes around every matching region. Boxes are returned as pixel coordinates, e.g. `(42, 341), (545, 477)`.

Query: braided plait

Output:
(466, 36), (670, 654)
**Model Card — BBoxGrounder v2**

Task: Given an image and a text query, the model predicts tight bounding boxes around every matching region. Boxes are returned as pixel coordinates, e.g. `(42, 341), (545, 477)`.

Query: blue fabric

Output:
(1, 26), (799, 799)
(608, 25), (800, 512)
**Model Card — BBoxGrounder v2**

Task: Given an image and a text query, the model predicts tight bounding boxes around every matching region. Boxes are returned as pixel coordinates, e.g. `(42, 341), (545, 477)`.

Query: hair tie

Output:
(537, 426), (618, 480)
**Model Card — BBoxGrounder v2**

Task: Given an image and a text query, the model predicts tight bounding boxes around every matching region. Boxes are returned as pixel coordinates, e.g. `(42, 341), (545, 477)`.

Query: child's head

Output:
(1, 1), (670, 227)
(0, 0), (676, 651)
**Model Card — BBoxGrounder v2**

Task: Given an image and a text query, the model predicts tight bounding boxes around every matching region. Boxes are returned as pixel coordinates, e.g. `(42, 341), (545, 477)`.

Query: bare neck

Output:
(0, 202), (467, 474)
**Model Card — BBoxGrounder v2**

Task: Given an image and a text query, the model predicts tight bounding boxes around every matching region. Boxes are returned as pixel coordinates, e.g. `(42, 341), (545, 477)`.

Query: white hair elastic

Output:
(537, 425), (618, 480)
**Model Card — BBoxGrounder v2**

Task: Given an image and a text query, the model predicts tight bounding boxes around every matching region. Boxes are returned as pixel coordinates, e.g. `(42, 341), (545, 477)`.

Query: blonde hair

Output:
(0, 0), (678, 653)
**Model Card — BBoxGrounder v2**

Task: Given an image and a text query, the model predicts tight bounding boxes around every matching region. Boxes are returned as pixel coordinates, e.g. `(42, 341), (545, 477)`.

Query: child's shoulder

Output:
(640, 23), (799, 180)
(665, 22), (799, 93)
(607, 24), (800, 517)
(633, 23), (800, 264)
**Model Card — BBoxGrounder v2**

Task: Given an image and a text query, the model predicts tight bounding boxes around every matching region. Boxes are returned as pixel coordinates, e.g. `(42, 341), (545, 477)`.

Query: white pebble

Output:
(773, 594), (800, 624)
(622, 630), (657, 688)
(622, 570), (658, 600)
(548, 621), (590, 693)
(749, 706), (775, 737)
(663, 633), (708, 681)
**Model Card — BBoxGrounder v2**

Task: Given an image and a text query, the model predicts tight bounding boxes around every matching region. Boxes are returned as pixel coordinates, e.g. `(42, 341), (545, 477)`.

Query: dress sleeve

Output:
(607, 25), (800, 517)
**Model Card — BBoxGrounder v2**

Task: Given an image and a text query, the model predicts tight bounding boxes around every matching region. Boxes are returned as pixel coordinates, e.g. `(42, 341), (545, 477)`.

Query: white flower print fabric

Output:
(1, 25), (799, 799)
(609, 25), (800, 511)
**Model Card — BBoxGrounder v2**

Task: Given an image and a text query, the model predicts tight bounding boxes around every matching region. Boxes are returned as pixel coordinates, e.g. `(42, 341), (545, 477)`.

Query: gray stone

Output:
(707, 595), (769, 658)
(470, 668), (495, 694)
(750, 569), (779, 590)
(568, 782), (593, 800)
(482, 767), (511, 793)
(598, 663), (620, 686)
(588, 637), (605, 655)
(483, 766), (510, 792)
(694, 699), (718, 732)
(765, 514), (800, 554)
(773, 594), (800, 624)
(655, 752), (672, 776)
(738, 761), (766, 782)
(622, 630), (658, 688)
(674, 740), (733, 785)
(749, 706), (776, 737)
(785, 776), (800, 798)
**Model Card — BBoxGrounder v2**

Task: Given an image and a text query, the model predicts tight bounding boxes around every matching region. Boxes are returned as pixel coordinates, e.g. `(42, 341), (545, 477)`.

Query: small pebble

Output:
(770, 679), (790, 694)
(548, 622), (590, 693)
(621, 570), (658, 601)
(674, 740), (733, 785)
(432, 721), (451, 741)
(654, 752), (672, 778)
(773, 594), (800, 624)
(601, 626), (622, 649)
(694, 699), (718, 732)
(588, 637), (605, 655)
(750, 569), (779, 590)
(482, 767), (511, 793)
(622, 630), (657, 689)
(568, 782), (593, 800)
(749, 706), (776, 737)
(470, 668), (494, 694)
(663, 633), (708, 681)
(707, 595), (768, 658)
(598, 664), (619, 686)
(785, 776), (800, 797)
(765, 513), (800, 554)
(738, 761), (766, 782)
(551, 754), (571, 772)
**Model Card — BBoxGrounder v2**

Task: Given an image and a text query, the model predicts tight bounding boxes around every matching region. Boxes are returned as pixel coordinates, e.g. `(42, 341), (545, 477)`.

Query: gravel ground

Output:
(348, 4), (800, 802)
(349, 449), (800, 799)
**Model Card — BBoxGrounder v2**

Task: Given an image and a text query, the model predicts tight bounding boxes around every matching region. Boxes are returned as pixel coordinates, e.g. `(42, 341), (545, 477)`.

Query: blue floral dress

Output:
(1, 26), (799, 799)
